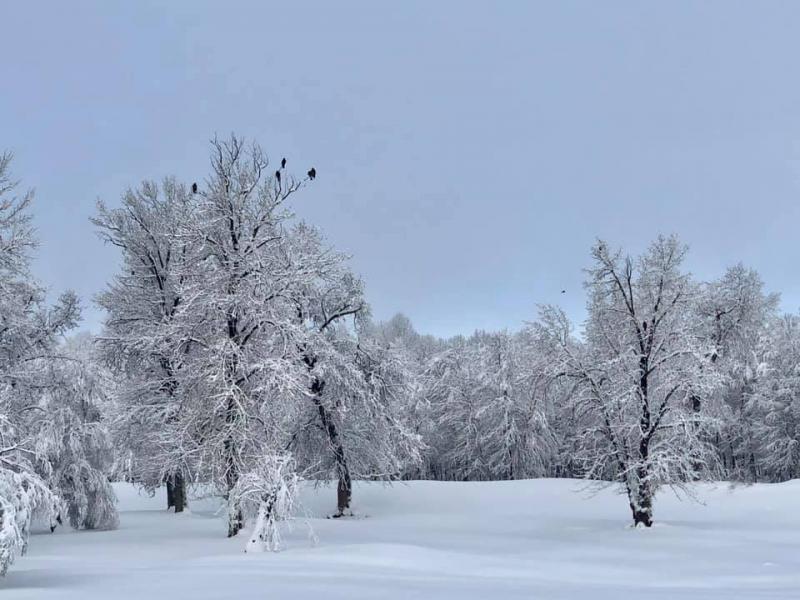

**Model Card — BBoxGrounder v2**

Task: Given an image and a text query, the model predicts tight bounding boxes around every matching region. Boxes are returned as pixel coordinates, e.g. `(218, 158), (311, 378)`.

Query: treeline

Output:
(1, 137), (798, 574)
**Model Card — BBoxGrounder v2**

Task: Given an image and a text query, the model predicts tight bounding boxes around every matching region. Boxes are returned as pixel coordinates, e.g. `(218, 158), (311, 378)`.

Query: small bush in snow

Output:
(230, 455), (299, 553)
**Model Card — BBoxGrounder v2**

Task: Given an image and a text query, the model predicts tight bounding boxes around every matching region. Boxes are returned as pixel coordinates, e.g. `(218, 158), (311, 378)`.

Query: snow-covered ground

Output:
(3, 479), (800, 599)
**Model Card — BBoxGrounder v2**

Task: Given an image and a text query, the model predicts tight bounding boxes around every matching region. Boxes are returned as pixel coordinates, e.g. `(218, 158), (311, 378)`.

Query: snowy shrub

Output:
(230, 455), (299, 553)
(32, 337), (119, 531)
(0, 442), (63, 575)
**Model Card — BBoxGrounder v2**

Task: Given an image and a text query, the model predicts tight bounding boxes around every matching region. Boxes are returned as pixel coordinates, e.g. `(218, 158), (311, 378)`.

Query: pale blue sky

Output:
(2, 1), (799, 337)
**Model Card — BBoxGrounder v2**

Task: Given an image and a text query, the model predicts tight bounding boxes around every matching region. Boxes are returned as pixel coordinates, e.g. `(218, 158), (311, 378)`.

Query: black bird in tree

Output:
(191, 182), (198, 194)
(642, 321), (648, 332)
(275, 170), (281, 184)
(561, 290), (566, 294)
(307, 167), (316, 180)
(281, 157), (286, 169)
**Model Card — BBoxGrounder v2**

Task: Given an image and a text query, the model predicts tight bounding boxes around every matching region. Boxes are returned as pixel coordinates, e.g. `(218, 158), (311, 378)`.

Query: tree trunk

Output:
(223, 357), (243, 537)
(749, 451), (758, 482)
(311, 378), (353, 517)
(633, 347), (654, 527)
(174, 473), (187, 513)
(320, 398), (352, 516)
(167, 473), (187, 513)
(228, 507), (244, 537)
(224, 420), (242, 536)
(629, 485), (654, 527)
(306, 363), (353, 517)
(221, 308), (244, 537)
(629, 469), (654, 527)
(225, 437), (243, 537)
(245, 492), (277, 553)
(630, 500), (653, 527)
(337, 469), (352, 516)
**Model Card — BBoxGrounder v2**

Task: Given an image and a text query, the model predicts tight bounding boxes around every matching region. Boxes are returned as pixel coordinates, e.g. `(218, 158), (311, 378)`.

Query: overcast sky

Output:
(2, 1), (799, 338)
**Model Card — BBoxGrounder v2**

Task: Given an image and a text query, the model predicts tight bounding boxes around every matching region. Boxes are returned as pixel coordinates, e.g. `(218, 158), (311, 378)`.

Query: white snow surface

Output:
(3, 479), (800, 599)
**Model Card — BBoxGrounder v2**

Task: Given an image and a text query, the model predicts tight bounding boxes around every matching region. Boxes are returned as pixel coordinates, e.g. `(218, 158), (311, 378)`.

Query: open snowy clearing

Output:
(4, 479), (800, 599)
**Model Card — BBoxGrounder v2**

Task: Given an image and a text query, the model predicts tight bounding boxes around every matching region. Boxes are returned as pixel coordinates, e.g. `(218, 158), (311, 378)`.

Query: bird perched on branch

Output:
(275, 170), (281, 183)
(281, 157), (286, 169)
(307, 167), (316, 180)
(191, 182), (198, 194)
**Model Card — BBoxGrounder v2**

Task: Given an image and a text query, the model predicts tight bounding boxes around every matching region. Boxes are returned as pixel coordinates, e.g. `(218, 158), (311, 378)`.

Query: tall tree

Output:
(94, 178), (194, 512)
(539, 236), (720, 527)
(167, 136), (308, 536)
(0, 153), (80, 574)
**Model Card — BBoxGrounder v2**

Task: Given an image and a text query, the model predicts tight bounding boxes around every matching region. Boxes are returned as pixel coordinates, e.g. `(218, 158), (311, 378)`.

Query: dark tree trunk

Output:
(224, 401), (243, 536)
(304, 354), (353, 517)
(337, 471), (352, 516)
(49, 513), (63, 533)
(227, 504), (244, 537)
(629, 474), (654, 528)
(227, 507), (244, 537)
(167, 473), (187, 513)
(225, 436), (243, 537)
(315, 391), (353, 517)
(633, 362), (655, 527)
(174, 472), (186, 513)
(632, 331), (655, 528)
(223, 311), (244, 537)
(689, 393), (704, 478)
(630, 499), (653, 527)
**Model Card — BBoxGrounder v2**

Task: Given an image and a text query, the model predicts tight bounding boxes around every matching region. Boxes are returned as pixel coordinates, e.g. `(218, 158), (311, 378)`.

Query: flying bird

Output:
(275, 170), (281, 183)
(281, 157), (286, 169)
(191, 182), (198, 194)
(307, 167), (316, 180)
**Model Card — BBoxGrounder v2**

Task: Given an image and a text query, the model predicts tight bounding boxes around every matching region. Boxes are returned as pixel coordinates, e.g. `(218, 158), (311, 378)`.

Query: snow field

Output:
(4, 479), (800, 599)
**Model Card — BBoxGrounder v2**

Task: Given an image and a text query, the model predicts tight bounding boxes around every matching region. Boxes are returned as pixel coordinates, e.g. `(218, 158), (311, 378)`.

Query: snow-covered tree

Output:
(0, 446), (60, 576)
(475, 331), (554, 480)
(35, 335), (118, 530)
(0, 153), (80, 574)
(749, 314), (800, 480)
(231, 453), (299, 553)
(97, 135), (419, 537)
(422, 340), (485, 479)
(421, 331), (552, 481)
(361, 314), (443, 480)
(698, 265), (778, 365)
(538, 237), (721, 527)
(94, 178), (195, 512)
(163, 136), (310, 536)
(696, 265), (778, 480)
